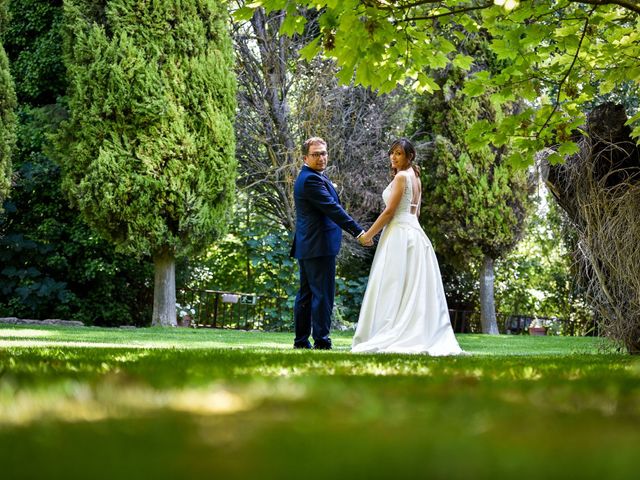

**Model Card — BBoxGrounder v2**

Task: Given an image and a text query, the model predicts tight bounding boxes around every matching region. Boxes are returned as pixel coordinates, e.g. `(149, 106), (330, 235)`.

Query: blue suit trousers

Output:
(293, 255), (336, 347)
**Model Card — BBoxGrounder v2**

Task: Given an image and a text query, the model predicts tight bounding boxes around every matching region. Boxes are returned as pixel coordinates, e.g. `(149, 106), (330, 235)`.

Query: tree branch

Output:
(396, 2), (494, 22)
(360, 0), (640, 15)
(570, 0), (640, 15)
(361, 0), (445, 10)
(537, 6), (596, 138)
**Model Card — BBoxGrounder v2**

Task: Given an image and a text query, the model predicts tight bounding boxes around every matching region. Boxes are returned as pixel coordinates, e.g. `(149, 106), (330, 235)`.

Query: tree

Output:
(412, 68), (532, 334)
(233, 4), (409, 244)
(54, 0), (237, 326)
(0, 0), (16, 207)
(544, 102), (640, 353)
(241, 1), (640, 166)
(233, 7), (300, 231)
(0, 106), (154, 326)
(495, 191), (592, 335)
(1, 0), (154, 326)
(2, 0), (65, 105)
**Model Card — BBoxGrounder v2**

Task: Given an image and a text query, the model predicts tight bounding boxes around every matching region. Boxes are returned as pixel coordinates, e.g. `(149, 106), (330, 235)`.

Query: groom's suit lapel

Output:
(323, 175), (339, 199)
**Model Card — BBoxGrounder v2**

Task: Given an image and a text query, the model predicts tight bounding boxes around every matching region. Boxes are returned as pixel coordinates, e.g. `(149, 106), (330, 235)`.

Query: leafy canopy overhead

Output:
(237, 1), (640, 166)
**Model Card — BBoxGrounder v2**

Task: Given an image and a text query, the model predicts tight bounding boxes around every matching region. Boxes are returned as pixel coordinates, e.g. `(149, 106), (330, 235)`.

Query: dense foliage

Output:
(0, 0), (16, 207)
(412, 66), (532, 333)
(177, 198), (297, 329)
(54, 0), (237, 325)
(0, 0), (153, 326)
(415, 93), (531, 263)
(495, 193), (593, 335)
(177, 195), (370, 330)
(56, 0), (237, 257)
(241, 1), (640, 167)
(2, 0), (65, 105)
(0, 107), (153, 325)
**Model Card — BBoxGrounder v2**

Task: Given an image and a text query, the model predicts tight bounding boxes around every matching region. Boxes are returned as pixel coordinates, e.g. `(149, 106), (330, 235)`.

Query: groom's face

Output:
(304, 142), (328, 172)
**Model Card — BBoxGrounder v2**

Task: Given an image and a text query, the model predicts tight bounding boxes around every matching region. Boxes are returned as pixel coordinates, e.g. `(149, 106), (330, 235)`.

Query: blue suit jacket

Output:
(290, 165), (363, 259)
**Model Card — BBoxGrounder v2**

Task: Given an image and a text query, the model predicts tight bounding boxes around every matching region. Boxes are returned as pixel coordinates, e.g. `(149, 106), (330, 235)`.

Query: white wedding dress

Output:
(352, 170), (463, 355)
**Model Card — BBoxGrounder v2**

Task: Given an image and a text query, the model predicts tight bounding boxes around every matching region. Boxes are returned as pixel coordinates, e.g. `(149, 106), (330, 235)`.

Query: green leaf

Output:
(599, 77), (616, 95)
(462, 79), (487, 98)
(557, 141), (580, 157)
(490, 89), (515, 104)
(491, 38), (518, 60)
(355, 61), (371, 86)
(377, 78), (398, 95)
(555, 23), (581, 37)
(505, 151), (528, 168)
(427, 51), (449, 69)
(437, 38), (457, 55)
(336, 66), (354, 85)
(452, 54), (474, 70)
(280, 13), (307, 37)
(299, 38), (322, 62)
(413, 73), (440, 94)
(629, 67), (640, 82)
(233, 7), (255, 22)
(626, 111), (640, 125)
(466, 120), (493, 151)
(546, 152), (565, 165)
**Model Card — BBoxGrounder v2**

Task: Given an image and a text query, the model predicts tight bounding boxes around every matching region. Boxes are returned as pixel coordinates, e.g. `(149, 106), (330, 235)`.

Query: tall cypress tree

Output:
(412, 66), (532, 334)
(0, 0), (16, 207)
(55, 0), (237, 325)
(1, 0), (155, 326)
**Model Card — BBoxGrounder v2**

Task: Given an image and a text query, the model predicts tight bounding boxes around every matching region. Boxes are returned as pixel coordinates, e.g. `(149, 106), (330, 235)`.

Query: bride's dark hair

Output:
(389, 138), (420, 178)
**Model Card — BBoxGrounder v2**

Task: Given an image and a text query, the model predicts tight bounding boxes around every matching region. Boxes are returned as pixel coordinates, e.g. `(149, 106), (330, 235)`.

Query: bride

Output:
(353, 138), (463, 355)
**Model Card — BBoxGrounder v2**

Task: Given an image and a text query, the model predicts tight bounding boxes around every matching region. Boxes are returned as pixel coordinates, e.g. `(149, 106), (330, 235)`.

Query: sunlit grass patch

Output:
(0, 323), (613, 354)
(0, 325), (296, 350)
(0, 328), (55, 338)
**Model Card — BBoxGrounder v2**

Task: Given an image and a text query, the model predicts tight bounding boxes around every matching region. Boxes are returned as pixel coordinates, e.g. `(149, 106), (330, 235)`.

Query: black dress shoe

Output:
(313, 340), (332, 350)
(293, 341), (312, 349)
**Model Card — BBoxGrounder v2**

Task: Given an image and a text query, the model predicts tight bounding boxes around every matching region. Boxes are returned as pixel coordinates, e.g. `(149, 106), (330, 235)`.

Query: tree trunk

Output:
(245, 195), (252, 288)
(152, 248), (176, 327)
(627, 332), (640, 355)
(479, 255), (500, 335)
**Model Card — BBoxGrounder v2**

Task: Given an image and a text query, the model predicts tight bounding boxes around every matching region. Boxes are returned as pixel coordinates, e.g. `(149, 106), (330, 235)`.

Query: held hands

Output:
(358, 231), (374, 247)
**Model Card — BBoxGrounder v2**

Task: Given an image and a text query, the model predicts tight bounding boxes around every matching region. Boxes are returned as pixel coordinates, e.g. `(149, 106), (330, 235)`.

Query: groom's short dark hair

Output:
(302, 137), (326, 156)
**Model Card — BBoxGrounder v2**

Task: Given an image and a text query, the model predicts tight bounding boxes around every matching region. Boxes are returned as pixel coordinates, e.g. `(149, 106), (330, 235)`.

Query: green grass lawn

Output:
(0, 324), (638, 480)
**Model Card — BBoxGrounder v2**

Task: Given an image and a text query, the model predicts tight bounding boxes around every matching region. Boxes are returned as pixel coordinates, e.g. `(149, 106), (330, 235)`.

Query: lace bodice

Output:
(382, 170), (420, 216)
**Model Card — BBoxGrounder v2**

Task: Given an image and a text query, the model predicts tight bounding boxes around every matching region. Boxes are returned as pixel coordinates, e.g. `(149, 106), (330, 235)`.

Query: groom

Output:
(290, 137), (370, 350)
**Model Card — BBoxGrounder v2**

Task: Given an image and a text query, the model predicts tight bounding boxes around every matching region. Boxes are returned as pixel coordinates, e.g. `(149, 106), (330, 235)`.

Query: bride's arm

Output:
(360, 174), (406, 244)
